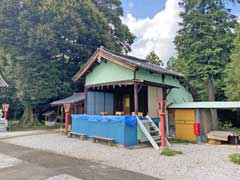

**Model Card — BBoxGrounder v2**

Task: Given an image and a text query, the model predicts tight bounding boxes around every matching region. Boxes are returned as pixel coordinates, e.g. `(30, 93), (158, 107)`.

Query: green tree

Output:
(0, 0), (134, 125)
(167, 56), (177, 70)
(224, 25), (240, 100)
(146, 51), (164, 66)
(174, 0), (238, 129)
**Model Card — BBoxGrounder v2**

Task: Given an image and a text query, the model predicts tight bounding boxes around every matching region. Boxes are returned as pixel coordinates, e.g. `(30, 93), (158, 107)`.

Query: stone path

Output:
(0, 141), (158, 180)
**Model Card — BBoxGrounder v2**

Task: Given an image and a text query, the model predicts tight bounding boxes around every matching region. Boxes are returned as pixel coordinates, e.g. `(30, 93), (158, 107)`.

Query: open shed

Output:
(69, 47), (198, 149)
(51, 92), (85, 114)
(73, 47), (198, 118)
(50, 93), (85, 128)
(168, 101), (240, 142)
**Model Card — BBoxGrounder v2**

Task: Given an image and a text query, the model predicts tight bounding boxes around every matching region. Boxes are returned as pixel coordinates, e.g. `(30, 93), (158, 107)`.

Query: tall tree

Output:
(146, 51), (164, 66)
(174, 0), (237, 129)
(0, 0), (134, 125)
(224, 25), (240, 100)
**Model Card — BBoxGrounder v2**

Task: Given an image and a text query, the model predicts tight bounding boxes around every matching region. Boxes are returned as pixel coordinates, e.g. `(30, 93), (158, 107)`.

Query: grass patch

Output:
(229, 153), (240, 165)
(161, 148), (183, 156)
(169, 138), (196, 144)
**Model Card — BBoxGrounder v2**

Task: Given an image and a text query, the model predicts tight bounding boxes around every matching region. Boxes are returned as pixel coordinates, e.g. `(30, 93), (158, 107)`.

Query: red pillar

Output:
(4, 111), (7, 120)
(160, 112), (166, 148)
(65, 112), (69, 133)
(157, 100), (167, 149)
(2, 104), (9, 121)
(63, 104), (71, 134)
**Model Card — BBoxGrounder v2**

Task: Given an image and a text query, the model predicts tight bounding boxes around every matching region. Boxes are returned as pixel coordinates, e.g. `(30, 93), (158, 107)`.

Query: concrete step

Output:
(152, 135), (160, 140)
(150, 132), (159, 136)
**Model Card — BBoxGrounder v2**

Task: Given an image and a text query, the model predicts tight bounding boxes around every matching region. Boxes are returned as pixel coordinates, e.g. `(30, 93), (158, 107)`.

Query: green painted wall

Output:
(85, 63), (193, 104)
(136, 69), (193, 104)
(136, 69), (163, 83)
(85, 60), (134, 85)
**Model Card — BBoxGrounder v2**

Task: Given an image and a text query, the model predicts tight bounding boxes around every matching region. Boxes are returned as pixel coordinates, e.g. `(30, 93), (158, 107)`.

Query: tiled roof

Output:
(101, 48), (183, 77)
(51, 93), (84, 106)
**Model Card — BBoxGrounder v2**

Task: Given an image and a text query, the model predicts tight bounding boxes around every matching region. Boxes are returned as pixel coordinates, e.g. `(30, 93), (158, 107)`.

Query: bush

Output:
(161, 148), (183, 156)
(219, 121), (240, 135)
(229, 153), (240, 165)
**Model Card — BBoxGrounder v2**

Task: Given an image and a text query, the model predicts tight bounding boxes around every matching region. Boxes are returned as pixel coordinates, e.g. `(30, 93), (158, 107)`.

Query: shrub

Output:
(161, 148), (183, 156)
(229, 153), (240, 165)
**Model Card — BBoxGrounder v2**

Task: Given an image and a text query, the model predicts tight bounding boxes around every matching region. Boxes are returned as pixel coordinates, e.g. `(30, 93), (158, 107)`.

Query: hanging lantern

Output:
(2, 104), (9, 120)
(64, 104), (71, 113)
(156, 100), (167, 114)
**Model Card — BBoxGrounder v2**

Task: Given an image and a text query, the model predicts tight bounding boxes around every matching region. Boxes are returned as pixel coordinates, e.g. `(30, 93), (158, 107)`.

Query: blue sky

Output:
(121, 0), (240, 61)
(121, 0), (166, 18)
(121, 0), (240, 18)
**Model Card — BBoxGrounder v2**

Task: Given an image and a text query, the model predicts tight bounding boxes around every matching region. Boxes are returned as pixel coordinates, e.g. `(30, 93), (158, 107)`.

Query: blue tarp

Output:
(71, 115), (138, 146)
(71, 114), (137, 126)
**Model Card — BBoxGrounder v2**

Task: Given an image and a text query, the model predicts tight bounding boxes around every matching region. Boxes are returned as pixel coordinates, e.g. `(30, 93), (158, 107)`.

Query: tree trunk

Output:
(207, 79), (218, 130)
(20, 105), (40, 127)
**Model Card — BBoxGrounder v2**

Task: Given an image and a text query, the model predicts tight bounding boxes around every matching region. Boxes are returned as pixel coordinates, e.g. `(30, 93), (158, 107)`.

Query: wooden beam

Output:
(134, 82), (139, 114)
(73, 49), (100, 82)
(142, 80), (176, 89)
(137, 84), (143, 94)
(84, 86), (88, 113)
(162, 88), (167, 100)
(100, 51), (136, 70)
(85, 80), (137, 89)
(165, 88), (172, 98)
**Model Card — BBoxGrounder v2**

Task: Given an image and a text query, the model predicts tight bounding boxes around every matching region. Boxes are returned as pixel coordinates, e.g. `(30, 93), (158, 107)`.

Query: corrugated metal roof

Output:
(51, 93), (84, 106)
(168, 101), (240, 109)
(0, 74), (8, 88)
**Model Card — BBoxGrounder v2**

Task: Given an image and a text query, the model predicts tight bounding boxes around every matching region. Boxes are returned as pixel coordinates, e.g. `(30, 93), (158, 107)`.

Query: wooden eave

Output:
(85, 79), (177, 89)
(72, 49), (136, 82)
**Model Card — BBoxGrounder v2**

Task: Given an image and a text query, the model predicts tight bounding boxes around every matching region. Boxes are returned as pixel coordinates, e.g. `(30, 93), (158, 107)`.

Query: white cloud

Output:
(123, 0), (182, 63)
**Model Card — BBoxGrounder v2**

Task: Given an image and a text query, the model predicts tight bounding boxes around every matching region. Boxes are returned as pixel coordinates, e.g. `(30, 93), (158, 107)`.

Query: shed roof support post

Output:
(162, 88), (167, 100)
(84, 86), (88, 114)
(133, 70), (138, 115)
(134, 83), (138, 115)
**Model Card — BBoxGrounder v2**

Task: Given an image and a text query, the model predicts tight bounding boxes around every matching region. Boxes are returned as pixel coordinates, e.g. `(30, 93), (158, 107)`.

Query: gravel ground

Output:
(0, 130), (55, 139)
(3, 133), (240, 180)
(0, 153), (21, 169)
(46, 174), (82, 180)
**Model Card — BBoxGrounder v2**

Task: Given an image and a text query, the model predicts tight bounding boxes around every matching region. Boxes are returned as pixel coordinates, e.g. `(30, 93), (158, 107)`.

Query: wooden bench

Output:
(115, 112), (124, 116)
(100, 112), (109, 115)
(91, 136), (114, 146)
(68, 132), (87, 140)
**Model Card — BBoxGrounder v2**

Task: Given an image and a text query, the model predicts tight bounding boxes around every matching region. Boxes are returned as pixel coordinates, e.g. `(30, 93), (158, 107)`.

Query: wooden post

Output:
(134, 83), (138, 114)
(60, 106), (64, 132)
(162, 88), (167, 100)
(84, 86), (88, 114)
(157, 100), (167, 149)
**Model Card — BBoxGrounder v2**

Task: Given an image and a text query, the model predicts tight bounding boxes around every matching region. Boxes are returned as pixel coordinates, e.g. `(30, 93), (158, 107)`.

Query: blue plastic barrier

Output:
(71, 115), (138, 146)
